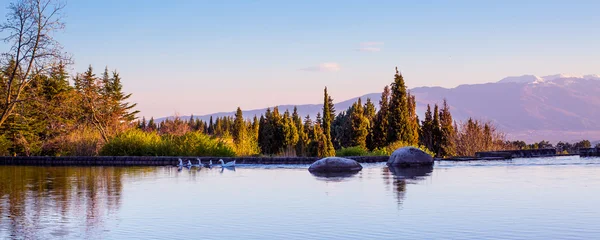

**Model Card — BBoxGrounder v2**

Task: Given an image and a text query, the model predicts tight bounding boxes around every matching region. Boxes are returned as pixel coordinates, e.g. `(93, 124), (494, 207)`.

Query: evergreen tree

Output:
(208, 116), (214, 135)
(387, 67), (412, 144)
(371, 85), (390, 150)
(432, 104), (441, 156)
(282, 110), (299, 153)
(419, 104), (434, 151)
(148, 117), (157, 131)
(407, 92), (420, 145)
(439, 99), (456, 157)
(233, 107), (245, 144)
(188, 114), (196, 130)
(108, 71), (139, 122)
(252, 115), (260, 138)
(293, 107), (308, 156)
(140, 116), (147, 130)
(321, 87), (335, 156)
(350, 98), (368, 148)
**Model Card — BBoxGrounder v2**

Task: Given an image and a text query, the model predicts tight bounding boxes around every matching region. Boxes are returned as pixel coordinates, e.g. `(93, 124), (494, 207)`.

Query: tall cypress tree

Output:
(322, 87), (335, 156)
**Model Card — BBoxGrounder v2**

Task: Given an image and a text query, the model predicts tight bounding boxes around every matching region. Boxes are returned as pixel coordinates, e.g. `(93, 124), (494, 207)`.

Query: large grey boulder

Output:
(308, 157), (363, 173)
(387, 147), (433, 167)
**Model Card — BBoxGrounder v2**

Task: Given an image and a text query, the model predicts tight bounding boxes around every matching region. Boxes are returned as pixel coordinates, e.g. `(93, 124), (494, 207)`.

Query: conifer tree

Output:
(419, 104), (434, 151)
(439, 99), (456, 157)
(148, 117), (157, 131)
(350, 98), (368, 148)
(364, 98), (376, 150)
(322, 87), (335, 156)
(371, 85), (390, 150)
(188, 114), (196, 130)
(293, 107), (308, 156)
(208, 116), (214, 135)
(432, 104), (441, 156)
(108, 71), (139, 122)
(407, 93), (420, 145)
(233, 107), (245, 144)
(140, 116), (147, 130)
(282, 110), (299, 152)
(387, 67), (412, 144)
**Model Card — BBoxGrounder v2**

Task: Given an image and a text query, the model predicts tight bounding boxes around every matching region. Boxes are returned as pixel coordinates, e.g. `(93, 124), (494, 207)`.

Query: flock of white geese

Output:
(177, 158), (236, 169)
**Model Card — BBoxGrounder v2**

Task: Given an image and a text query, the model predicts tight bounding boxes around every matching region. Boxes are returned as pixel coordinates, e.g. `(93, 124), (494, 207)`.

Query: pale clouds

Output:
(357, 41), (384, 52)
(300, 62), (341, 72)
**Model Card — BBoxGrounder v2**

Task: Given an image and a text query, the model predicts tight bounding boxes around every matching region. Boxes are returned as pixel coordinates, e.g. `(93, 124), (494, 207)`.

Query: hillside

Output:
(159, 74), (600, 143)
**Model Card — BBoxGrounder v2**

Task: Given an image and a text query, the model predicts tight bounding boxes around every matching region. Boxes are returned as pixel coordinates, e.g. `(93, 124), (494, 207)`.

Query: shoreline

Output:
(0, 153), (586, 166)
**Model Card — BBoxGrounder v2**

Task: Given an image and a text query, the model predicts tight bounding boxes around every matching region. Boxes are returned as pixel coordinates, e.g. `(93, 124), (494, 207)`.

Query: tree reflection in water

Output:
(0, 166), (157, 239)
(383, 165), (433, 206)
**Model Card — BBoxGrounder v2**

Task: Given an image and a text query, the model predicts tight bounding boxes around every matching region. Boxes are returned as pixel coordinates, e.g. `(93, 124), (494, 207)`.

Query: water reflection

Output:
(0, 166), (157, 239)
(383, 165), (433, 205)
(309, 171), (360, 182)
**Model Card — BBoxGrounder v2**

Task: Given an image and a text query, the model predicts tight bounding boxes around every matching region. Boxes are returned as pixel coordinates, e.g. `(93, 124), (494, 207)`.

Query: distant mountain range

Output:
(158, 74), (600, 143)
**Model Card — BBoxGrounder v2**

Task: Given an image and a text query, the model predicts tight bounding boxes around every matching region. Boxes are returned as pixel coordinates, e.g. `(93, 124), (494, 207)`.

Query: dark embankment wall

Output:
(580, 148), (600, 157)
(0, 156), (390, 166)
(475, 149), (557, 159)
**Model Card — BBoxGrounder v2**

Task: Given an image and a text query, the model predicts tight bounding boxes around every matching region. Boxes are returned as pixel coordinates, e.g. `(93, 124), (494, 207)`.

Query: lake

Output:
(1, 156), (599, 239)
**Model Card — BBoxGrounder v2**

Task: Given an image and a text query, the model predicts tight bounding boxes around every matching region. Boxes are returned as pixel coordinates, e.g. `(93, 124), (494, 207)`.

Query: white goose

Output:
(204, 160), (213, 168)
(186, 160), (193, 168)
(177, 158), (184, 167)
(219, 159), (236, 168)
(195, 158), (203, 168)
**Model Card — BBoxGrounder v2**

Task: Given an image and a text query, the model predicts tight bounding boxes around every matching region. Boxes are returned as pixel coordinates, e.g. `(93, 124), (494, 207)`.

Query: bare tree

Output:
(0, 0), (69, 128)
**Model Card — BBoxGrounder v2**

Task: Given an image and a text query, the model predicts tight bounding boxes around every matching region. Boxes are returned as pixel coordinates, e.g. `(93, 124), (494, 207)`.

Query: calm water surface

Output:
(1, 156), (600, 239)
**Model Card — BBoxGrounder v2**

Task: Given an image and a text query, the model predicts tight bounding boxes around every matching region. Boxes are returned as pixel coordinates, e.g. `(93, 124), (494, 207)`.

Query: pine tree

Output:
(407, 92), (420, 145)
(322, 87), (335, 156)
(350, 99), (368, 148)
(419, 104), (434, 151)
(233, 107), (245, 144)
(140, 116), (147, 130)
(206, 116), (213, 134)
(282, 109), (299, 153)
(109, 71), (139, 122)
(293, 107), (308, 156)
(432, 104), (441, 156)
(439, 99), (456, 157)
(371, 85), (390, 150)
(188, 114), (196, 131)
(387, 67), (412, 144)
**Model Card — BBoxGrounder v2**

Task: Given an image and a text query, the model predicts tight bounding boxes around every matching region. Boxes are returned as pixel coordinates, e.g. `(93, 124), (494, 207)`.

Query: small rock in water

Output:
(308, 157), (363, 173)
(387, 147), (433, 167)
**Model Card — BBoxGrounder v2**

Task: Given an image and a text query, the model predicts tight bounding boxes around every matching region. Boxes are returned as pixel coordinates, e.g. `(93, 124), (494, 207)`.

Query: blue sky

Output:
(2, 0), (599, 118)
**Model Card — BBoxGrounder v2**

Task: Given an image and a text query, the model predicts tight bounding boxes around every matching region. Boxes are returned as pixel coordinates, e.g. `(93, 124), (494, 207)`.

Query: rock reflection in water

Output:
(0, 166), (157, 239)
(309, 171), (360, 182)
(383, 165), (433, 205)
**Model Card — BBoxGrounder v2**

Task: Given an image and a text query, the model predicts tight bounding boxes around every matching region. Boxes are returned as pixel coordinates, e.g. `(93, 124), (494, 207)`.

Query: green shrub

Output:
(335, 142), (434, 157)
(375, 141), (435, 157)
(100, 129), (236, 157)
(336, 146), (369, 157)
